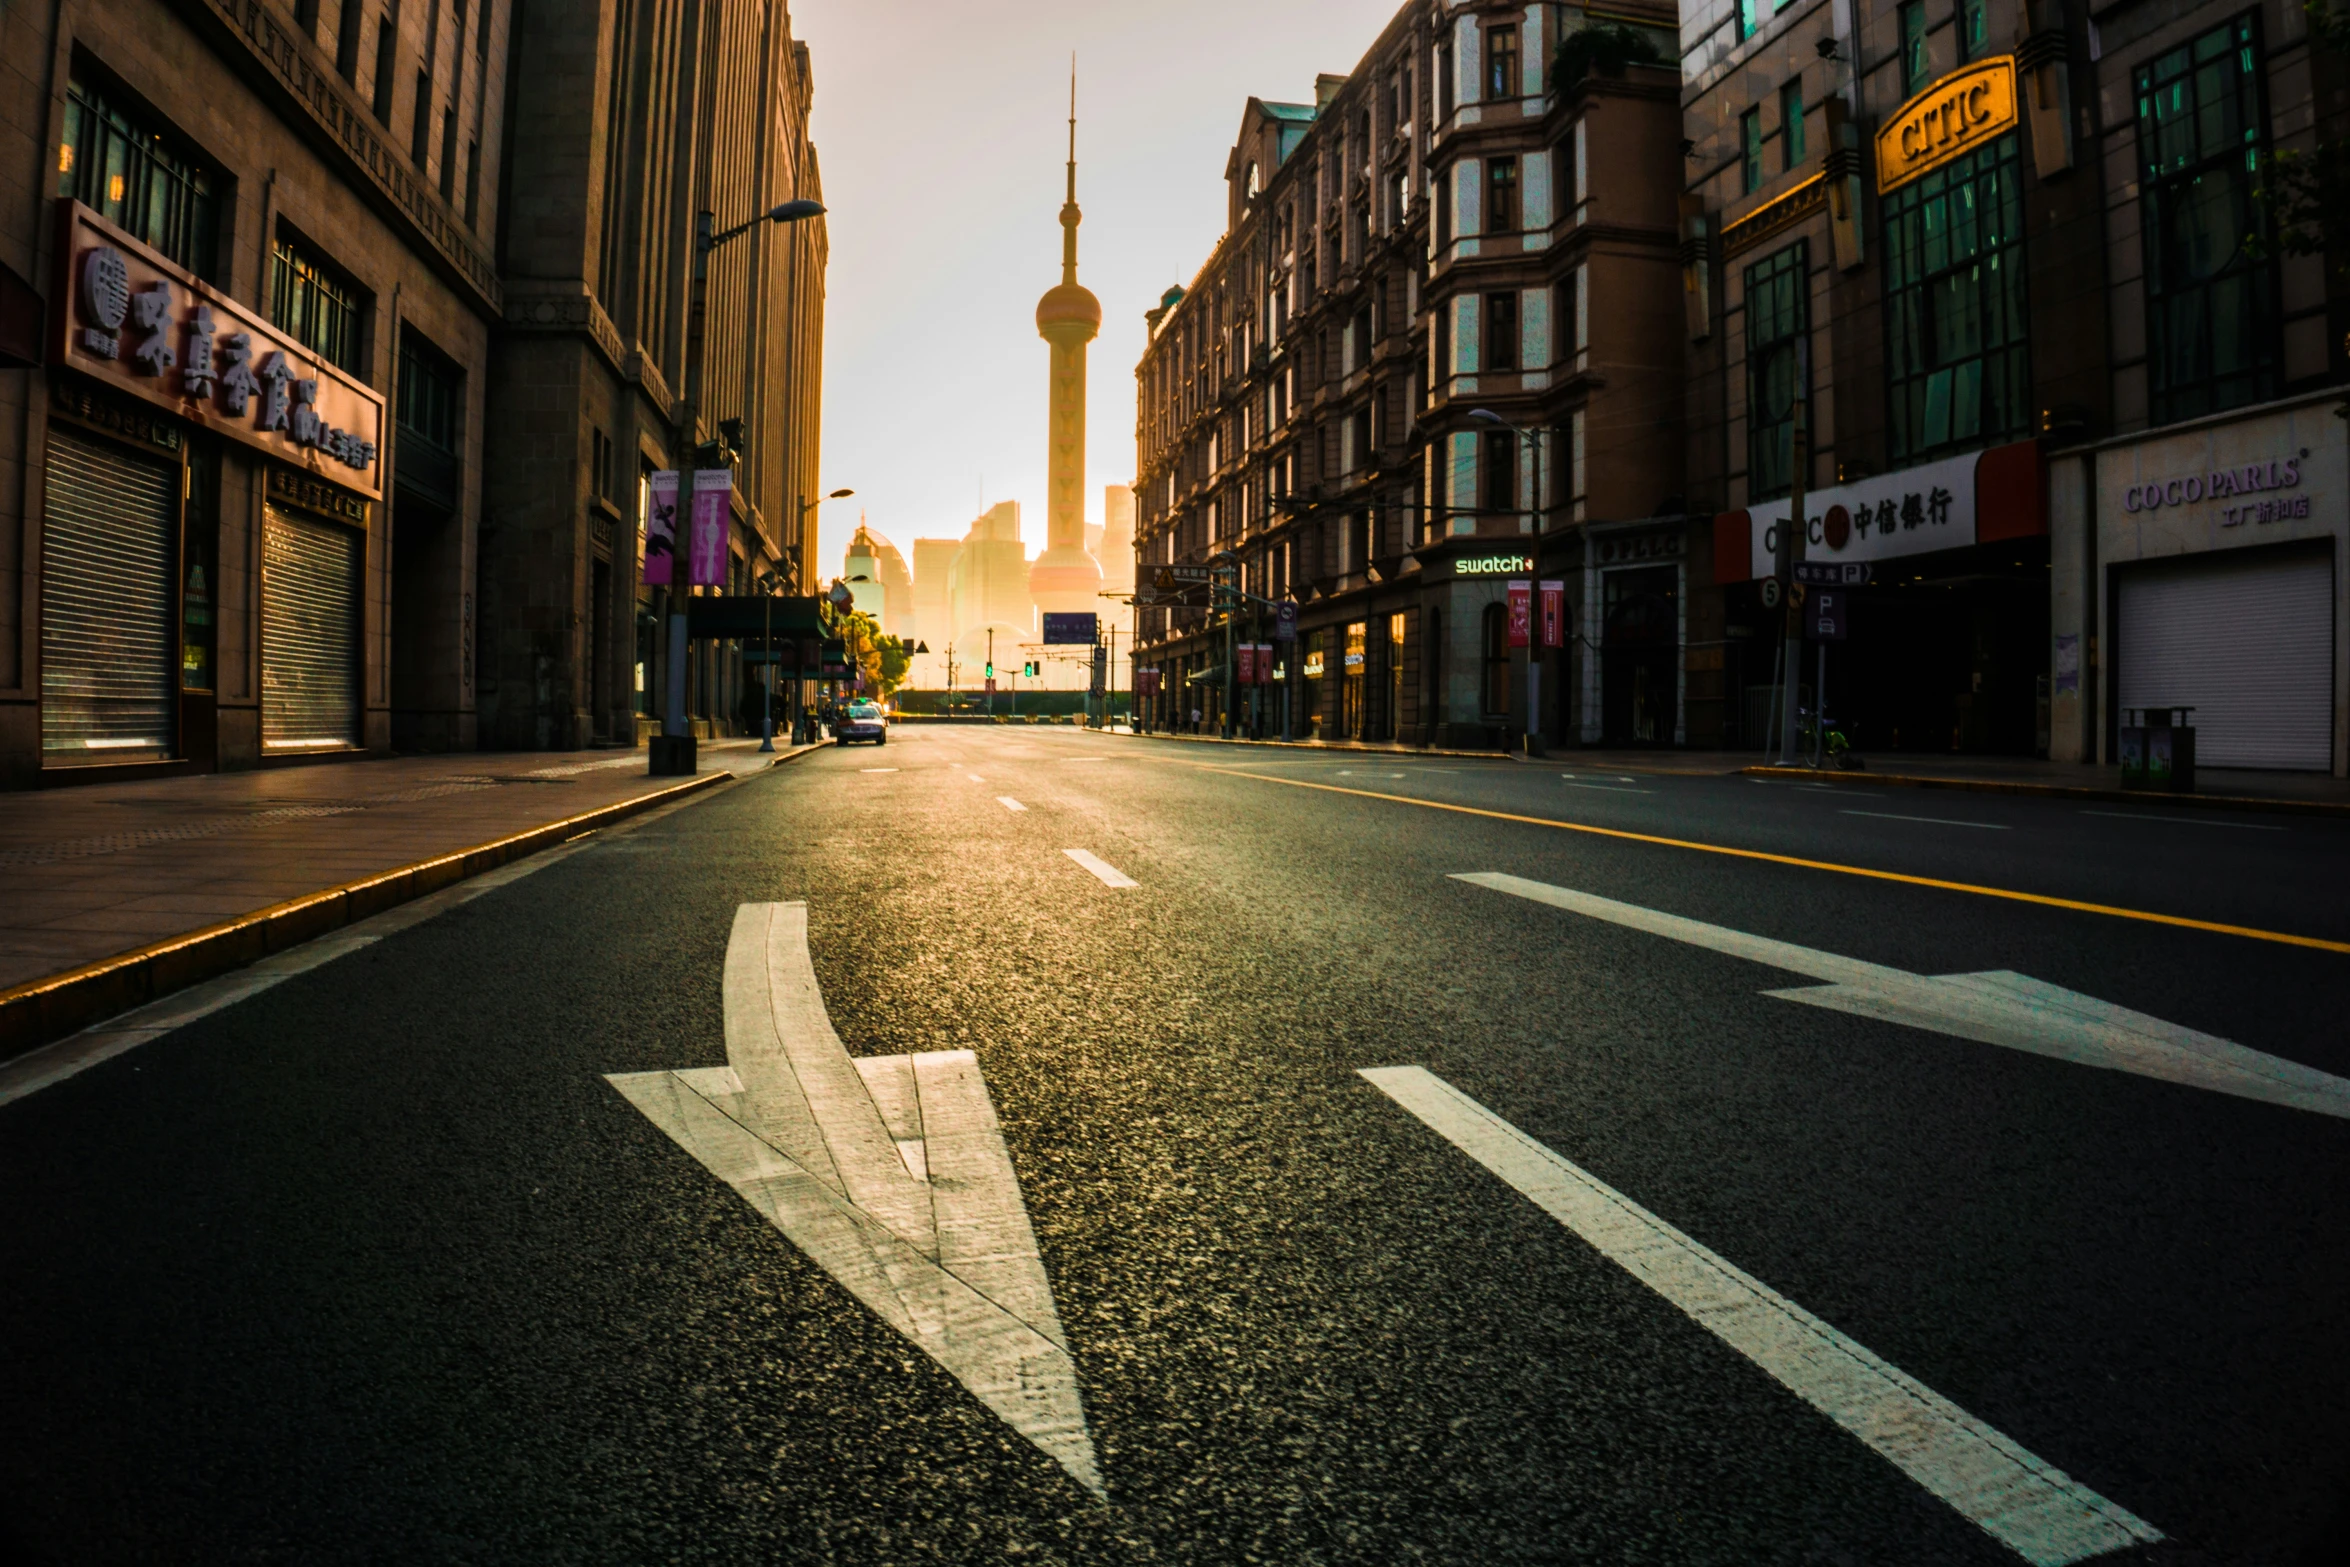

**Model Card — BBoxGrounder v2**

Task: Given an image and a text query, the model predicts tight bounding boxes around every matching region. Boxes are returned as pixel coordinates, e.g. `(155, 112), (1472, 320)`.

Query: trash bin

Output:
(2119, 706), (2196, 793)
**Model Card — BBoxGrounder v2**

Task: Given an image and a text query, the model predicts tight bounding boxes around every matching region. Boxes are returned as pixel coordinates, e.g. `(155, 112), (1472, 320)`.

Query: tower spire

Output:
(1060, 57), (1081, 286)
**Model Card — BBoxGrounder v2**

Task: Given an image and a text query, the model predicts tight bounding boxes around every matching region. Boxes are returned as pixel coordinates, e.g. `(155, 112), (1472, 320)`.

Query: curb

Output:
(0, 758), (783, 1065)
(1104, 729), (1522, 762)
(1740, 764), (2350, 818)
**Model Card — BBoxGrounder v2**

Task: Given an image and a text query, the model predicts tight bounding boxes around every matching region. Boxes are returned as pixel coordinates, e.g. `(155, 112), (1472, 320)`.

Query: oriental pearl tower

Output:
(1029, 71), (1105, 622)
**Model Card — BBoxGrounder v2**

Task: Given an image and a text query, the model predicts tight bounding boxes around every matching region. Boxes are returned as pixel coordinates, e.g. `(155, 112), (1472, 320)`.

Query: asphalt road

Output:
(4, 724), (2346, 1566)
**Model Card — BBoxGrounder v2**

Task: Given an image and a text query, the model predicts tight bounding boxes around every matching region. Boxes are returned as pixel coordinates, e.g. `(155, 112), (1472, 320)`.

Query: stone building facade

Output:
(1131, 0), (1688, 749)
(1683, 0), (2349, 766)
(1, 0), (510, 785)
(482, 0), (826, 749)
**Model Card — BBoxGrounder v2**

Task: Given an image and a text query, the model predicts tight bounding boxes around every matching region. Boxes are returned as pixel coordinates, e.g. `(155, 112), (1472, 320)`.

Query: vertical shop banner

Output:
(644, 471), (680, 585)
(1258, 644), (1274, 684)
(1539, 580), (1566, 648)
(1237, 644), (1257, 685)
(690, 469), (732, 587)
(1506, 581), (1533, 648)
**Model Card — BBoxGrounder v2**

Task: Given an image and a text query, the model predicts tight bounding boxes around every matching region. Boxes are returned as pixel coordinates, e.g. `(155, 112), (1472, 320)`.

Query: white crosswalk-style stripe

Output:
(1454, 872), (2350, 1119)
(1361, 1066), (2163, 1567)
(997, 796), (1026, 813)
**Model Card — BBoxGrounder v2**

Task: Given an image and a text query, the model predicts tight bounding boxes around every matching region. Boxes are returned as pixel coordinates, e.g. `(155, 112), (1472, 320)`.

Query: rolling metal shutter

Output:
(40, 428), (177, 765)
(2116, 547), (2333, 770)
(262, 505), (361, 751)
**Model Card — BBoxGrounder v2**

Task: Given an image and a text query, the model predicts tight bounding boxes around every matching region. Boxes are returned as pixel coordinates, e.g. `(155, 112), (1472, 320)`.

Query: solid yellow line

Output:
(1193, 764), (2350, 957)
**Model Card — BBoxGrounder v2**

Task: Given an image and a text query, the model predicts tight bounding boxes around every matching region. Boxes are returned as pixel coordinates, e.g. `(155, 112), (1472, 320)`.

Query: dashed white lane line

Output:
(1561, 773), (1643, 784)
(1062, 849), (1137, 887)
(966, 773), (986, 783)
(1561, 778), (1654, 795)
(860, 768), (899, 773)
(2081, 809), (2284, 831)
(997, 796), (1027, 813)
(1843, 809), (2010, 830)
(1360, 1065), (2164, 1566)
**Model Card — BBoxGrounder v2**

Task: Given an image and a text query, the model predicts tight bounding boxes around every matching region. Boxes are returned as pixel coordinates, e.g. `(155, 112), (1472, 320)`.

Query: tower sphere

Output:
(1035, 281), (1101, 338)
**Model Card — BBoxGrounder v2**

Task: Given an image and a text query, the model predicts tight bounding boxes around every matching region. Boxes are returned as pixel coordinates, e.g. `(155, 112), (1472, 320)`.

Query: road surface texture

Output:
(3, 724), (2344, 1565)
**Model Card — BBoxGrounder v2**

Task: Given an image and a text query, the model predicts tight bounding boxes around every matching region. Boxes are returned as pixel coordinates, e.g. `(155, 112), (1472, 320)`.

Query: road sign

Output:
(1760, 578), (1783, 609)
(1274, 601), (1298, 641)
(1809, 590), (1848, 641)
(1041, 612), (1098, 645)
(606, 903), (1103, 1495)
(1794, 561), (1874, 587)
(1156, 563), (1213, 589)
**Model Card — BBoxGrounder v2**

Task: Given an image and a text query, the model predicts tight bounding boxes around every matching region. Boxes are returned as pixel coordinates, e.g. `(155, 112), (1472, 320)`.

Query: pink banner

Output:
(1539, 580), (1566, 649)
(689, 470), (732, 587)
(1237, 644), (1256, 685)
(643, 470), (679, 585)
(1506, 580), (1532, 649)
(1257, 643), (1274, 685)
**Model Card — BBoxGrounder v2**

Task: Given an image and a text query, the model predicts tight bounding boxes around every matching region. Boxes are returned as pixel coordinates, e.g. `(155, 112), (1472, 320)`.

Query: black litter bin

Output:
(2119, 706), (2196, 793)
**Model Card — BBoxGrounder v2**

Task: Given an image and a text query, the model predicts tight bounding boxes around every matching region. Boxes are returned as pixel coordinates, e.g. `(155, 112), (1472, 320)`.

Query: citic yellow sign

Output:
(1875, 57), (2018, 194)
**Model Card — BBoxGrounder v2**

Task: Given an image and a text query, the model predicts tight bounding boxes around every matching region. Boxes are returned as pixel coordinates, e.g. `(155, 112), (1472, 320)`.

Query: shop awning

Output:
(1184, 664), (1227, 685)
(684, 594), (826, 642)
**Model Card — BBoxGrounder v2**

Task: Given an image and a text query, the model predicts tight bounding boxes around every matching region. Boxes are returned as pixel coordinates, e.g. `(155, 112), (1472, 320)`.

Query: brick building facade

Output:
(1131, 0), (1689, 750)
(1, 0), (510, 785)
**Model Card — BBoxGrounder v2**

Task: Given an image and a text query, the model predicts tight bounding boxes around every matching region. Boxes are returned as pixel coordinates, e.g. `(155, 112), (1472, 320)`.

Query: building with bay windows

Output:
(0, 0), (510, 785)
(1131, 0), (1688, 749)
(1683, 0), (2348, 770)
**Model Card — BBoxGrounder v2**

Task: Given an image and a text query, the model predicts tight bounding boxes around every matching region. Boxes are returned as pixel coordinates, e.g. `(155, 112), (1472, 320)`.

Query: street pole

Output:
(759, 581), (774, 752)
(1221, 562), (1237, 740)
(1777, 341), (1809, 767)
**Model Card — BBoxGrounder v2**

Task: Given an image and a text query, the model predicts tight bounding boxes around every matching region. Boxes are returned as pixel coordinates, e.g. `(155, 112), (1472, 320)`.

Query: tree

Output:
(835, 608), (911, 698)
(2251, 1), (2350, 274)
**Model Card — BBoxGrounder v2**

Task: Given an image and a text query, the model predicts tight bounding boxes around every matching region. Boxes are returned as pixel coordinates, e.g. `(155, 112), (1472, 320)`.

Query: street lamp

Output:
(652, 197), (827, 777)
(1468, 408), (1548, 757)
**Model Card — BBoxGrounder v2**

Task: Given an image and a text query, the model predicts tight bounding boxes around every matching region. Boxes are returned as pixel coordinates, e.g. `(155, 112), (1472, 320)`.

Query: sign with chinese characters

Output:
(1539, 580), (1566, 648)
(2121, 457), (2311, 528)
(1041, 612), (1098, 645)
(1237, 643), (1257, 685)
(53, 201), (383, 502)
(1745, 450), (1979, 581)
(1876, 57), (2018, 195)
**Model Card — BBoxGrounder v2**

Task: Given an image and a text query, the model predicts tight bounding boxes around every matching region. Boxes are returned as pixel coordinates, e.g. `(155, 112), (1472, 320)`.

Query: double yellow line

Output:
(1196, 765), (2350, 957)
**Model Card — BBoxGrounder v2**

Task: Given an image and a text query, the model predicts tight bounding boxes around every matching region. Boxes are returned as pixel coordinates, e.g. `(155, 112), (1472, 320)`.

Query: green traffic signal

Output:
(984, 662), (994, 677)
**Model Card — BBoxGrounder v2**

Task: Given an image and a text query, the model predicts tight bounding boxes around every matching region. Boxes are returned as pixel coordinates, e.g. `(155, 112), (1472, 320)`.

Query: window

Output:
(58, 72), (221, 278)
(440, 107), (459, 201)
(1558, 271), (1581, 355)
(396, 332), (460, 448)
(1781, 81), (1805, 169)
(1487, 155), (1519, 231)
(411, 70), (432, 167)
(1735, 0), (1758, 43)
(272, 234), (364, 371)
(372, 20), (397, 124)
(1437, 41), (1455, 118)
(1482, 603), (1510, 715)
(1899, 1), (1931, 97)
(1744, 243), (1807, 498)
(1480, 427), (1516, 512)
(1740, 107), (1765, 193)
(1486, 292), (1520, 371)
(336, 0), (364, 78)
(2136, 14), (2275, 424)
(1487, 24), (1519, 99)
(1959, 0), (1989, 60)
(1883, 137), (2031, 462)
(592, 428), (615, 502)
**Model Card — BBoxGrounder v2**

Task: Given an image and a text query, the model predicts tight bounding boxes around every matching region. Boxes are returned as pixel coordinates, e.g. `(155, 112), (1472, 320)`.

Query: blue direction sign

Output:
(1809, 590), (1849, 641)
(1274, 601), (1298, 642)
(1794, 561), (1873, 587)
(1041, 612), (1098, 645)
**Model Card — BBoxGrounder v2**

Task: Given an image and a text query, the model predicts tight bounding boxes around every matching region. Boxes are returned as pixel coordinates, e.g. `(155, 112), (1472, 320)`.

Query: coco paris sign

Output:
(2121, 456), (2312, 528)
(55, 202), (385, 502)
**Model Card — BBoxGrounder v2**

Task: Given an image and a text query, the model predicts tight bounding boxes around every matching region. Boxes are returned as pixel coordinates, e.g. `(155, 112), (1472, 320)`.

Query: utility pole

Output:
(1777, 340), (1810, 766)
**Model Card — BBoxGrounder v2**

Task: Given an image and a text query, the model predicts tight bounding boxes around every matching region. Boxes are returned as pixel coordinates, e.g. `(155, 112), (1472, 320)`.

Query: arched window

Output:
(1482, 603), (1511, 716)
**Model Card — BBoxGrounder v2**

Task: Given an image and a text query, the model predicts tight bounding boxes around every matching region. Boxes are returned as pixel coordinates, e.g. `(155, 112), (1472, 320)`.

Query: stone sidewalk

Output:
(0, 741), (813, 1051)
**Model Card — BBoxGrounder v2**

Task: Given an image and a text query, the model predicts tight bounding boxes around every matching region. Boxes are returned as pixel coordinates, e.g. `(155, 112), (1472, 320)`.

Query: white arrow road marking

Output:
(1062, 849), (1137, 888)
(1455, 872), (2350, 1119)
(1361, 1066), (2163, 1567)
(605, 902), (1102, 1495)
(997, 796), (1027, 813)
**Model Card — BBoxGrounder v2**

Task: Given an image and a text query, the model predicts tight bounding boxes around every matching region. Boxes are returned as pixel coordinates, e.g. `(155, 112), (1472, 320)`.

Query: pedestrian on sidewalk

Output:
(1190, 705), (1202, 734)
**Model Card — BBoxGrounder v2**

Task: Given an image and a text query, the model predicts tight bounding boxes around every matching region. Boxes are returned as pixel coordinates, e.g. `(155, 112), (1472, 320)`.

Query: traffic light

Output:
(984, 662), (994, 678)
(1023, 661), (1038, 677)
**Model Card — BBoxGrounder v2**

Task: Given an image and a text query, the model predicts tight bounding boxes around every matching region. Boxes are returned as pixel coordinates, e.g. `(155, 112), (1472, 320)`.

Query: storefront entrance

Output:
(1834, 539), (2049, 755)
(39, 427), (180, 767)
(262, 504), (363, 753)
(1602, 566), (1679, 744)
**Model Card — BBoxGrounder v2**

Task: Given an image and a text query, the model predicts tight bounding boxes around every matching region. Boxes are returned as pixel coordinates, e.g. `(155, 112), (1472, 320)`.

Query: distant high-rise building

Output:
(1100, 484), (1136, 598)
(843, 520), (912, 633)
(1029, 73), (1105, 621)
(948, 501), (1034, 670)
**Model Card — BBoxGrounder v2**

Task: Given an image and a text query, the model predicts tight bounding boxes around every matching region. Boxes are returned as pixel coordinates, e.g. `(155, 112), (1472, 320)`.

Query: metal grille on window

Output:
(263, 506), (362, 751)
(40, 429), (178, 765)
